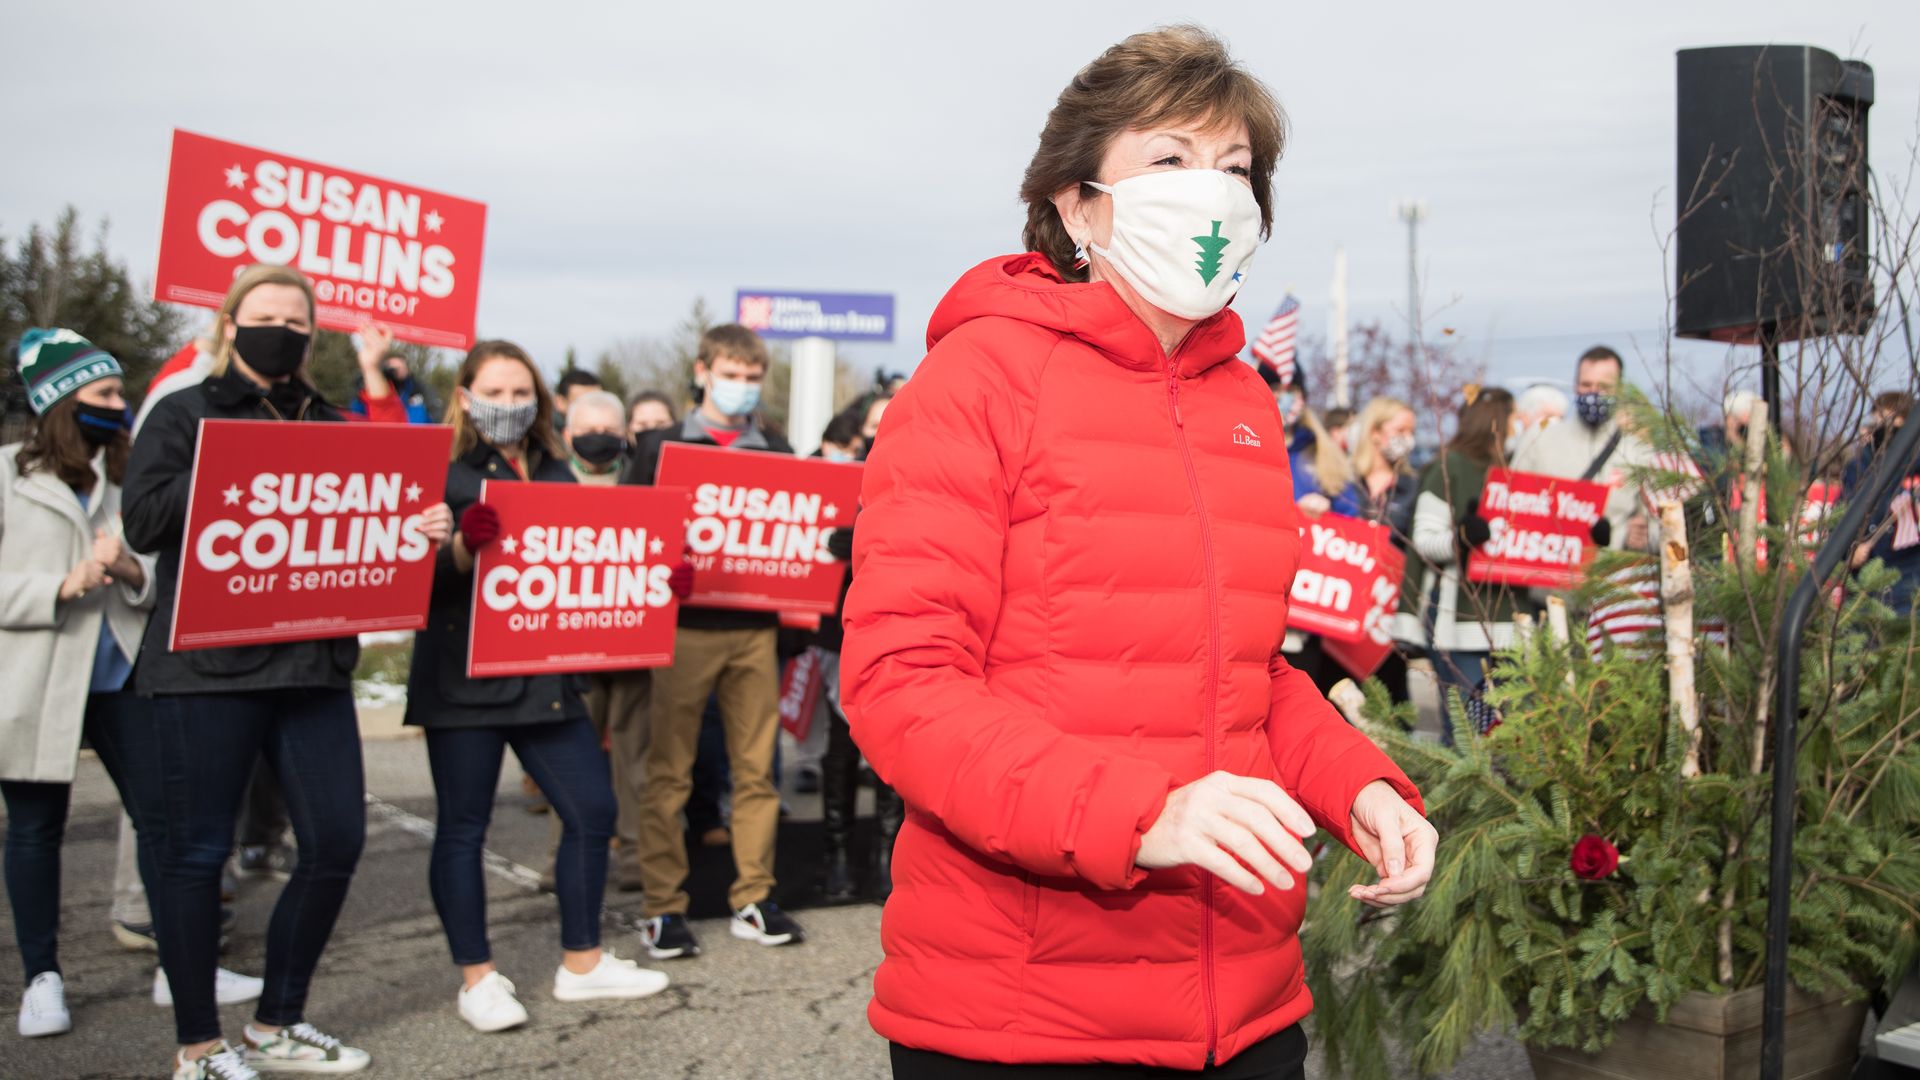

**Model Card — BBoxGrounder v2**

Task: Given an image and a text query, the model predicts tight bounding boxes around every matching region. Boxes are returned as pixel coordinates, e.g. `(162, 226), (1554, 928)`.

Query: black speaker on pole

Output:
(1674, 45), (1875, 344)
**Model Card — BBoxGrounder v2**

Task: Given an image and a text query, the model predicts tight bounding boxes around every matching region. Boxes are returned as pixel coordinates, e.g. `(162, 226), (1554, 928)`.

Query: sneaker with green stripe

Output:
(173, 1041), (258, 1080)
(241, 1022), (369, 1074)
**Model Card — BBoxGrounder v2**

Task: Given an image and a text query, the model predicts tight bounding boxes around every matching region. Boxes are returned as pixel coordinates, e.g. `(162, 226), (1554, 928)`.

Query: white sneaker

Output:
(17, 971), (71, 1037)
(457, 971), (529, 1033)
(551, 951), (670, 1002)
(174, 1040), (260, 1080)
(154, 966), (265, 1007)
(242, 1021), (370, 1073)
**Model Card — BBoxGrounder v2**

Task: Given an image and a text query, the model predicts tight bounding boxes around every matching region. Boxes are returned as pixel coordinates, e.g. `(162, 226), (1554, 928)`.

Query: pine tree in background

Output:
(303, 330), (360, 404)
(593, 355), (630, 403)
(0, 207), (187, 436)
(1303, 404), (1920, 1078)
(302, 330), (457, 414)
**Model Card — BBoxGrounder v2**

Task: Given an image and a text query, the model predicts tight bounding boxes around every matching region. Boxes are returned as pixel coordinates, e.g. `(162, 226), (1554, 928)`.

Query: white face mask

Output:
(1086, 169), (1261, 321)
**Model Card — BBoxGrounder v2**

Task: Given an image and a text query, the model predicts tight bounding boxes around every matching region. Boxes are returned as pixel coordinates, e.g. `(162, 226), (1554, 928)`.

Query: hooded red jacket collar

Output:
(926, 253), (1249, 379)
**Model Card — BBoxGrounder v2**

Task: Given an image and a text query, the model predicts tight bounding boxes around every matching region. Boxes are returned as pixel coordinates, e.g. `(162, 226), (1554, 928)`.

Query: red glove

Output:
(668, 559), (695, 600)
(459, 503), (500, 551)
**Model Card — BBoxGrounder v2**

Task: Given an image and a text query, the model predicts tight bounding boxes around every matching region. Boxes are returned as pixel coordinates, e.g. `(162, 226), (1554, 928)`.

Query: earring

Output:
(1072, 238), (1089, 270)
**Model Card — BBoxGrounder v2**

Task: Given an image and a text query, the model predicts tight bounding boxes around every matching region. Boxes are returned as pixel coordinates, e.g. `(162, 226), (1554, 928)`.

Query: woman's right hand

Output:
(356, 321), (396, 395)
(1135, 771), (1317, 896)
(59, 557), (109, 601)
(1296, 492), (1331, 518)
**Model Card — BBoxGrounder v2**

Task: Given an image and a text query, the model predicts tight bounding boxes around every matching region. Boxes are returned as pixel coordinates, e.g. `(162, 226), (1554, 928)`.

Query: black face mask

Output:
(382, 365), (409, 389)
(74, 402), (130, 446)
(264, 379), (309, 418)
(232, 324), (310, 379)
(571, 432), (627, 466)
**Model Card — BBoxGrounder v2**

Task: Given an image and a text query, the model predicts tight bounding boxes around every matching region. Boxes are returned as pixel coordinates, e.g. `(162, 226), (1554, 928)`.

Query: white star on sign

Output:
(822, 503), (839, 521)
(649, 536), (664, 556)
(224, 165), (248, 189)
(425, 210), (444, 233)
(222, 484), (243, 505)
(499, 535), (517, 555)
(405, 483), (423, 502)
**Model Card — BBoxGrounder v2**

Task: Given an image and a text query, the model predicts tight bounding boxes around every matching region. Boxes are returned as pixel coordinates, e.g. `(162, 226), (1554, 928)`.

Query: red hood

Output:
(926, 253), (1248, 379)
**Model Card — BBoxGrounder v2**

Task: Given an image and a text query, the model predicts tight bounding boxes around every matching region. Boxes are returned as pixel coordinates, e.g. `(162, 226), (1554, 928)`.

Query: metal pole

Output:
(1400, 202), (1426, 345)
(1760, 325), (1782, 434)
(1761, 400), (1920, 1079)
(787, 335), (836, 457)
(1395, 199), (1429, 411)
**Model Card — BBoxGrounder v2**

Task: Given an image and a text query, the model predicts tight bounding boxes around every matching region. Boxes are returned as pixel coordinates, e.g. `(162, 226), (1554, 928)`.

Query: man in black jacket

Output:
(622, 324), (805, 959)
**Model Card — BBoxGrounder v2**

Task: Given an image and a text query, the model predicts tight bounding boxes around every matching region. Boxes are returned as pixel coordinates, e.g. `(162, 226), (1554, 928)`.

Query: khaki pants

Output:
(547, 669), (652, 886)
(637, 626), (780, 915)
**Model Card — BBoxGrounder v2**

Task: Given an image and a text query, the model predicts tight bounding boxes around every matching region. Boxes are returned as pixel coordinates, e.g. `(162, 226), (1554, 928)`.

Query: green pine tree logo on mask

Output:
(1192, 221), (1229, 284)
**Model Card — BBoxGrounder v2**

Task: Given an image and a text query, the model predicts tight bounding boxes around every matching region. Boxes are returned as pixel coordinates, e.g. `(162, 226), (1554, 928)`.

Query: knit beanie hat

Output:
(17, 328), (123, 415)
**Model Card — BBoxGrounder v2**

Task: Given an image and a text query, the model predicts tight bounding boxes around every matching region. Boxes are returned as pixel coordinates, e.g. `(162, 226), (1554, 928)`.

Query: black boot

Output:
(872, 782), (904, 904)
(821, 715), (859, 903)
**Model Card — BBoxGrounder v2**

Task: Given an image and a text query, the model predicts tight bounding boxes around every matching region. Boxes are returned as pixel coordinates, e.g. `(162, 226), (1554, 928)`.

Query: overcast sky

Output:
(4, 0), (1916, 395)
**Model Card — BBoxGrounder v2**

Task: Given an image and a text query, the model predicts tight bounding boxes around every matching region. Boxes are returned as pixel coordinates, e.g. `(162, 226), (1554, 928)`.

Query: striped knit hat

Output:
(17, 328), (123, 415)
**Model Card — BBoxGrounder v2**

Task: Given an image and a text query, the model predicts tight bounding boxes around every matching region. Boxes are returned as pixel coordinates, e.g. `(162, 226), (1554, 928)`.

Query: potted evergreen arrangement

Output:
(1302, 409), (1920, 1080)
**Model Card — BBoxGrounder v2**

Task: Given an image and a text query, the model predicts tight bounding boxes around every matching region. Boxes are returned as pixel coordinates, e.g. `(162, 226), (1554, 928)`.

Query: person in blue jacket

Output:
(347, 323), (439, 424)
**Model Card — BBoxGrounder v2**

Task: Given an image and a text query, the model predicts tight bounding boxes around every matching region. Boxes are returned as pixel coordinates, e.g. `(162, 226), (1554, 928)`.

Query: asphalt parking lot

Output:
(0, 678), (1530, 1079)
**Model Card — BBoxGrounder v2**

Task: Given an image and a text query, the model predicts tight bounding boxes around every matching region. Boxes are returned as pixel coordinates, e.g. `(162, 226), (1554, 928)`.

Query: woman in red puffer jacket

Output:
(842, 27), (1438, 1079)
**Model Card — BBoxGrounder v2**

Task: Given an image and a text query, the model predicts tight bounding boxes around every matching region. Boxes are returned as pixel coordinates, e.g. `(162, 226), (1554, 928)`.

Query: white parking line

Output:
(362, 792), (641, 934)
(363, 792), (546, 891)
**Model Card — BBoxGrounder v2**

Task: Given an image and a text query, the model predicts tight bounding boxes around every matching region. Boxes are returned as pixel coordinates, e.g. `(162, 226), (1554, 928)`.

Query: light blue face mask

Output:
(824, 447), (855, 462)
(707, 376), (761, 418)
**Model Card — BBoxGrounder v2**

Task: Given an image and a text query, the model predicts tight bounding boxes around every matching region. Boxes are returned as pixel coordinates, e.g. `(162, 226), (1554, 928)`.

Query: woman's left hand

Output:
(420, 502), (454, 546)
(1346, 780), (1437, 909)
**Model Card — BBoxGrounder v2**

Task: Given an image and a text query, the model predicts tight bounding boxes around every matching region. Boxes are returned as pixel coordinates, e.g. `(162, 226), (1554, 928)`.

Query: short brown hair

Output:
(1873, 391), (1913, 417)
(1021, 25), (1287, 282)
(697, 324), (770, 371)
(444, 340), (565, 461)
(1577, 345), (1624, 375)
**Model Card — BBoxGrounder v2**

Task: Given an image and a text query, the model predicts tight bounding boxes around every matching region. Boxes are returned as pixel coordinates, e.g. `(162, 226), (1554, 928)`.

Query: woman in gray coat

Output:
(0, 329), (153, 1038)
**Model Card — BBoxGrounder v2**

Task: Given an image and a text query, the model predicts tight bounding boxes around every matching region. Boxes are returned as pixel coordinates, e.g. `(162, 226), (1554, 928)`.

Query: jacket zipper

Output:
(1165, 354), (1221, 1066)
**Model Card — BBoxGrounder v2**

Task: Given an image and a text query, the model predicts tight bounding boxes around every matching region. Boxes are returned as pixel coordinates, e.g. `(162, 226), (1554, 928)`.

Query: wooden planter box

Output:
(1525, 984), (1865, 1080)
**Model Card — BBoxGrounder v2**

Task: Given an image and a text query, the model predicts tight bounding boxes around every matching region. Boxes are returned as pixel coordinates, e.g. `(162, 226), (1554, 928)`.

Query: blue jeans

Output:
(1890, 568), (1920, 620)
(1433, 650), (1488, 748)
(3, 692), (155, 983)
(424, 718), (615, 965)
(1, 777), (70, 982)
(104, 689), (366, 1045)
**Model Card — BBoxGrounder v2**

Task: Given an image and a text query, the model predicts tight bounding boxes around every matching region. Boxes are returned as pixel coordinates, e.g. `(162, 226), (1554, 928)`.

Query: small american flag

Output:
(1250, 295), (1300, 385)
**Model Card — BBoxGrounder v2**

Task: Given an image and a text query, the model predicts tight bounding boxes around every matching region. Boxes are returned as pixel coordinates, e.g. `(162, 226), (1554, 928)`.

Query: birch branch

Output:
(1659, 500), (1702, 779)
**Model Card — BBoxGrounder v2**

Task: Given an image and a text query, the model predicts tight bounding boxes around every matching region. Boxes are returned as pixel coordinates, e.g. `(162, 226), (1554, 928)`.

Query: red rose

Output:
(1570, 835), (1620, 880)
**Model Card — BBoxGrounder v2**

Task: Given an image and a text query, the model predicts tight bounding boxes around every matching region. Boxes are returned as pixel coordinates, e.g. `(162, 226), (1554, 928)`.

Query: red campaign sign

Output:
(467, 481), (692, 678)
(778, 649), (826, 742)
(1285, 514), (1405, 679)
(170, 420), (451, 650)
(654, 443), (863, 615)
(155, 129), (487, 349)
(1728, 481), (1839, 569)
(1465, 469), (1610, 590)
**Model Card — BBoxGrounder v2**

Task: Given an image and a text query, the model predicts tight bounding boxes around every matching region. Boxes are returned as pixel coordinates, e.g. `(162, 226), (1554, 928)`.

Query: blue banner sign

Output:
(735, 289), (894, 342)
